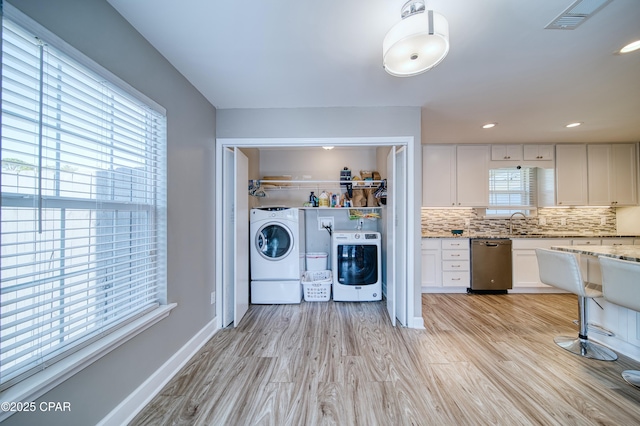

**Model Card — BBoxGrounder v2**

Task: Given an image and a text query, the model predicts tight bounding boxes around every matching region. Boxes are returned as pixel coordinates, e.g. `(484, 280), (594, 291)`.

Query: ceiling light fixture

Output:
(565, 122), (582, 128)
(482, 123), (497, 129)
(322, 146), (334, 150)
(620, 40), (640, 54)
(383, 0), (449, 77)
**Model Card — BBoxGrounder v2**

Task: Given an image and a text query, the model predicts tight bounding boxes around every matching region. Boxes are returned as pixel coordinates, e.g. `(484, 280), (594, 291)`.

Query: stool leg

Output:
(553, 296), (618, 361)
(622, 371), (640, 387)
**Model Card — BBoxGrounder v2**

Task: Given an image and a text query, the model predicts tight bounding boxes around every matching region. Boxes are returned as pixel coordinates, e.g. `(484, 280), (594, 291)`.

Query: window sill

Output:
(0, 303), (177, 423)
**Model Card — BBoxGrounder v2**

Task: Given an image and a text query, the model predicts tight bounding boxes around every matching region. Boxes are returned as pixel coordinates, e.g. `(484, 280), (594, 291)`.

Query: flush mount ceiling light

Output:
(322, 146), (334, 150)
(482, 123), (497, 129)
(565, 122), (583, 128)
(383, 0), (450, 77)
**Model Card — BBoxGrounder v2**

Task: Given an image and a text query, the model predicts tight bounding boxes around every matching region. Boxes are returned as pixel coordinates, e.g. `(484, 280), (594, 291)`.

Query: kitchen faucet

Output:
(509, 212), (526, 234)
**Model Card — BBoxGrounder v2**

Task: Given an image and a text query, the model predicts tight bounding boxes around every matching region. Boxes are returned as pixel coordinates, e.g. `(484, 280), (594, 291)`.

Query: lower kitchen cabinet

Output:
(422, 238), (469, 293)
(420, 239), (441, 287)
(511, 239), (566, 293)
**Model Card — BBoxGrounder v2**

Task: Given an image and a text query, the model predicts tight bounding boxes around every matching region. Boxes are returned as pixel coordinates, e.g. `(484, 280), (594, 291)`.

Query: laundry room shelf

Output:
(251, 179), (385, 191)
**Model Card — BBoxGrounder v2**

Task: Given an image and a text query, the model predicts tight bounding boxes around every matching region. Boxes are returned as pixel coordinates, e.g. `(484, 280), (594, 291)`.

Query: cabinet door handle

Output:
(451, 254), (461, 257)
(452, 278), (461, 281)
(452, 265), (460, 268)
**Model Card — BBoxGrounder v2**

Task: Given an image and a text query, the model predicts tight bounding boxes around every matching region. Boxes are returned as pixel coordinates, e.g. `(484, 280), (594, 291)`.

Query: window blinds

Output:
(1, 18), (167, 388)
(488, 167), (537, 213)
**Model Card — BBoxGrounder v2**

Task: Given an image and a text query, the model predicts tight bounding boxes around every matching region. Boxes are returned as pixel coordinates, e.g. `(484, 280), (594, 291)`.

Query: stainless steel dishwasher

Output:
(470, 239), (512, 293)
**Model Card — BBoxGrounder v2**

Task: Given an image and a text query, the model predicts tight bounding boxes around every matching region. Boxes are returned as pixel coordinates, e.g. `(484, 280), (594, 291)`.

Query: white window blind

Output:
(486, 167), (537, 215)
(1, 17), (167, 389)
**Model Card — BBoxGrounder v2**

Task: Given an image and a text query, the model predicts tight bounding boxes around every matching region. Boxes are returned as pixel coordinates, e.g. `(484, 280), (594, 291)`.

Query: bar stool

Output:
(599, 255), (640, 387)
(535, 248), (617, 361)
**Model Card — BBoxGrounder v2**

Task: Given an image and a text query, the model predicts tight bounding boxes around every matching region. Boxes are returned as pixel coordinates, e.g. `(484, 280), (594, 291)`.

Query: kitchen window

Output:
(485, 167), (537, 216)
(1, 11), (167, 392)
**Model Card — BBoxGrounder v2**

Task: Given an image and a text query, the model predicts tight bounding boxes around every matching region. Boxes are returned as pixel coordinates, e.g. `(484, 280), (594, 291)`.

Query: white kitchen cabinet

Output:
(421, 238), (469, 293)
(422, 145), (456, 207)
(491, 145), (522, 161)
(422, 145), (489, 207)
(555, 144), (588, 206)
(441, 239), (470, 288)
(511, 239), (566, 292)
(456, 145), (489, 207)
(600, 238), (635, 245)
(588, 144), (638, 206)
(523, 144), (554, 161)
(421, 239), (441, 288)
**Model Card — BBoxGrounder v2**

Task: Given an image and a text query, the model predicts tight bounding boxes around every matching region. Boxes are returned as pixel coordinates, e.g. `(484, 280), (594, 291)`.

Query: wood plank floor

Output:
(130, 294), (640, 425)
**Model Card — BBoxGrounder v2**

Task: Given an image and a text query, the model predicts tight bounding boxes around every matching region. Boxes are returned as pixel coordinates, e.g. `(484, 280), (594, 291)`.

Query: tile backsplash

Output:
(421, 207), (617, 235)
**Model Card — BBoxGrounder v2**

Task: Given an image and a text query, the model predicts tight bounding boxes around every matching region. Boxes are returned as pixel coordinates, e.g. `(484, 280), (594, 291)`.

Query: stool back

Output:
(535, 248), (586, 296)
(599, 256), (640, 312)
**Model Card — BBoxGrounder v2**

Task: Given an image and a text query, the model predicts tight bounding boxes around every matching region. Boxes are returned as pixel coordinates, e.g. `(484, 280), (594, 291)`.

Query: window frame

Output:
(484, 166), (538, 218)
(0, 3), (173, 415)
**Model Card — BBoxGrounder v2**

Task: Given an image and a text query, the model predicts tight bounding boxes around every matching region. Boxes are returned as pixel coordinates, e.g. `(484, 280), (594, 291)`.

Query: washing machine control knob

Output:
(354, 233), (360, 239)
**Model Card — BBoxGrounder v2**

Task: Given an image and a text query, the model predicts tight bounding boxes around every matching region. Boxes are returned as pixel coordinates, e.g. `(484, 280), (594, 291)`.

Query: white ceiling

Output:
(106, 0), (640, 144)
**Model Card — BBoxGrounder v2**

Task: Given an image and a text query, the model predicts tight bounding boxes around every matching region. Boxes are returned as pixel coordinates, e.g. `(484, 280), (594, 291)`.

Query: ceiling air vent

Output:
(545, 0), (614, 30)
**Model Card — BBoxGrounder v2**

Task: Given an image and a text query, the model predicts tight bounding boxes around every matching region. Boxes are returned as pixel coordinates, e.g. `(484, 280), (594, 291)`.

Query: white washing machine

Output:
(332, 231), (382, 302)
(250, 207), (305, 304)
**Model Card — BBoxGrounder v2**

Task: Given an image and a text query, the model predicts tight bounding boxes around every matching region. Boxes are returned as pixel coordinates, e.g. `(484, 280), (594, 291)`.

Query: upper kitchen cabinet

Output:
(555, 144), (588, 206)
(422, 145), (489, 207)
(523, 144), (554, 161)
(422, 145), (456, 206)
(588, 144), (638, 206)
(491, 145), (522, 161)
(456, 146), (489, 206)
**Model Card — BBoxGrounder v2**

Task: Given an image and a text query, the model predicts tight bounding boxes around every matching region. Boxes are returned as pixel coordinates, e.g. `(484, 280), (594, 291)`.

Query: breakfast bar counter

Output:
(551, 244), (640, 262)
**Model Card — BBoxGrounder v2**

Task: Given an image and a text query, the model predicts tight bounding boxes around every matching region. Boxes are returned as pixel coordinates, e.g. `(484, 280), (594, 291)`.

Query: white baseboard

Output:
(411, 316), (425, 329)
(98, 317), (219, 426)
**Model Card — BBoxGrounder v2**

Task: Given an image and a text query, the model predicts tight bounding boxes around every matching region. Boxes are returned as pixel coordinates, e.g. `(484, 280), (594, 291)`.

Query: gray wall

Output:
(217, 107), (424, 323)
(5, 1), (216, 425)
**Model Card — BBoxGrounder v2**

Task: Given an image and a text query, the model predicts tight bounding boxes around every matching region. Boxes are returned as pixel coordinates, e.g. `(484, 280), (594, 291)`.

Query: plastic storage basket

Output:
(301, 270), (332, 302)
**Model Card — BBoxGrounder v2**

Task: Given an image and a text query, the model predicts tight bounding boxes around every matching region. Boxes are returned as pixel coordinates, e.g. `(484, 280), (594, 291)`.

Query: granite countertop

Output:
(421, 232), (639, 239)
(552, 245), (640, 262)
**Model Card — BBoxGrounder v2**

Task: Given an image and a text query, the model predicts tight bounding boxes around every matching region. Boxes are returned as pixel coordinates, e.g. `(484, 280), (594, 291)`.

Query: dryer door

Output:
(256, 223), (293, 260)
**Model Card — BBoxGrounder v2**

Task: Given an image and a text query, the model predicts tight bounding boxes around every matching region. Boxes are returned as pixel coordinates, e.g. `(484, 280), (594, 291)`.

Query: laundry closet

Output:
(215, 137), (413, 329)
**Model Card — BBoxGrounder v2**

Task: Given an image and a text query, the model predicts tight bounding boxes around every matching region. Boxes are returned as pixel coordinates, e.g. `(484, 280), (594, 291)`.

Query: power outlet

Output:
(210, 291), (215, 305)
(318, 216), (334, 231)
(538, 217), (547, 225)
(600, 217), (607, 225)
(464, 218), (471, 226)
(560, 218), (567, 226)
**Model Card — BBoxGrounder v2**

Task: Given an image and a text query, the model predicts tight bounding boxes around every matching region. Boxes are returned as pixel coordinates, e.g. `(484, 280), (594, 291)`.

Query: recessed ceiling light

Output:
(482, 123), (497, 129)
(565, 122), (582, 128)
(620, 40), (640, 54)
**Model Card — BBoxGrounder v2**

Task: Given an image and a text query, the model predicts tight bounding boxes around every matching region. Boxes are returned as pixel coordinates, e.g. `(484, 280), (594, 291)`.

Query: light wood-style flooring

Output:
(131, 294), (640, 425)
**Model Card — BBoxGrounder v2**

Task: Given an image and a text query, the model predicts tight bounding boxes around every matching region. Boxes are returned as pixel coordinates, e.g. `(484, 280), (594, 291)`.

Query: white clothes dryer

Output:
(332, 231), (382, 302)
(250, 207), (305, 304)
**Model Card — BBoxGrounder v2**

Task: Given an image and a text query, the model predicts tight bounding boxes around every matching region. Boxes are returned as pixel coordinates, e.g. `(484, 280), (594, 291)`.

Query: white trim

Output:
(215, 136), (420, 328)
(411, 316), (426, 329)
(0, 304), (177, 423)
(216, 136), (411, 148)
(97, 317), (220, 426)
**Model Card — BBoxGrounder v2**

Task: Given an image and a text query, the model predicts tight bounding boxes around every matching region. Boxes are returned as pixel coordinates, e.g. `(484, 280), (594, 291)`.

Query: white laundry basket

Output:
(301, 270), (332, 302)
